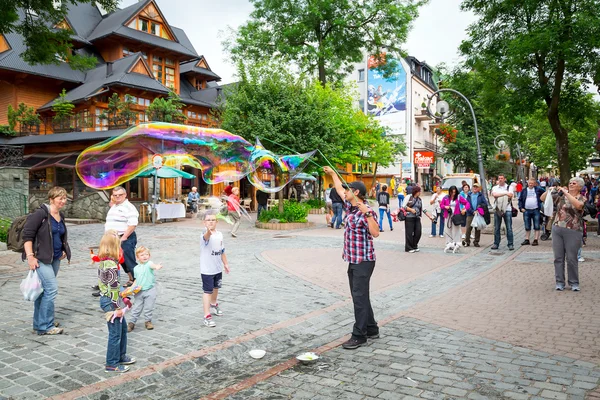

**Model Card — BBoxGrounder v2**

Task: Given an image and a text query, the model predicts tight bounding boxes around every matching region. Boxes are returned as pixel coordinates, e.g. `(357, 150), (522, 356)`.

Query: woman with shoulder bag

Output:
(404, 186), (434, 253)
(439, 186), (470, 248)
(22, 186), (71, 335)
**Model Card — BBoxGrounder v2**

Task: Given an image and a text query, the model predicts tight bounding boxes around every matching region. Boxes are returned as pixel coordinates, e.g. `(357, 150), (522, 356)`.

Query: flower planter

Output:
(255, 221), (315, 230)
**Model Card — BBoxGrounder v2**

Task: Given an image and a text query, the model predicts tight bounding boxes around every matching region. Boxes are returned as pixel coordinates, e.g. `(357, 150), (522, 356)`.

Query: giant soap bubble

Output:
(75, 122), (315, 193)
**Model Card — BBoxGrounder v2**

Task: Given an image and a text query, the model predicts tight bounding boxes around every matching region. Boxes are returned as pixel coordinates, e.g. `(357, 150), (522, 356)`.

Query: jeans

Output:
(397, 194), (405, 208)
(100, 296), (128, 367)
(332, 203), (343, 229)
(523, 209), (541, 231)
(378, 208), (393, 230)
(33, 259), (61, 333)
(431, 212), (444, 236)
(347, 261), (378, 341)
(121, 232), (137, 277)
(405, 217), (422, 251)
(494, 211), (514, 247)
(257, 203), (267, 220)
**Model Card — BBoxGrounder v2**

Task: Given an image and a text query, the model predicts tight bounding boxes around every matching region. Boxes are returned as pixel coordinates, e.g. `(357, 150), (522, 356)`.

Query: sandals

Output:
(124, 281), (134, 287)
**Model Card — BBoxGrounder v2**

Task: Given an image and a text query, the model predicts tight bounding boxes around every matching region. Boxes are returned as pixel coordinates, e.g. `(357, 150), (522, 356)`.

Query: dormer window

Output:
(128, 17), (168, 39)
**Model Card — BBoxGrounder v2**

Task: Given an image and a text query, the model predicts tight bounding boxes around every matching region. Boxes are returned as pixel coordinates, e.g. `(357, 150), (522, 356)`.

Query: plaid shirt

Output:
(342, 201), (377, 264)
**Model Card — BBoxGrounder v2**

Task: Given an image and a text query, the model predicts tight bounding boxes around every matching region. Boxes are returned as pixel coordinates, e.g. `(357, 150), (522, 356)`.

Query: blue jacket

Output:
(518, 186), (545, 210)
(466, 192), (488, 216)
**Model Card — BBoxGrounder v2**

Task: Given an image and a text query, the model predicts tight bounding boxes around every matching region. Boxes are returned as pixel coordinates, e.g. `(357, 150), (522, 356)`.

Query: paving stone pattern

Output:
(0, 215), (598, 399)
(228, 318), (600, 400)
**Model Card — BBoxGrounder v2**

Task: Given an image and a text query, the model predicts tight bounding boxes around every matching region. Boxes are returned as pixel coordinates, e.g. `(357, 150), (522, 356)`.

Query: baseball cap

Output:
(342, 181), (367, 196)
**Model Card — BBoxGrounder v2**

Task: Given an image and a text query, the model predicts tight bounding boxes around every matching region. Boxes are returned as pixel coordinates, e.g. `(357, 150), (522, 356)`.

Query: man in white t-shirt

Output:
(491, 174), (514, 250)
(200, 212), (230, 328)
(105, 186), (139, 285)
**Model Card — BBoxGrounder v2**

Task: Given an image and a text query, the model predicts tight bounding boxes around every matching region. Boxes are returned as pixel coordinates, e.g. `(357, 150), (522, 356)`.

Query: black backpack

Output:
(7, 215), (29, 252)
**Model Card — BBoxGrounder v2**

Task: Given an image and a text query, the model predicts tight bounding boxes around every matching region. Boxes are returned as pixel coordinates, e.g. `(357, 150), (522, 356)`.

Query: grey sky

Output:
(121, 0), (474, 84)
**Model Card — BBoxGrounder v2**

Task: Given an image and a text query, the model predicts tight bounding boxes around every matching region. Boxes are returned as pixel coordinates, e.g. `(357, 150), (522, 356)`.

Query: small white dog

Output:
(444, 242), (461, 253)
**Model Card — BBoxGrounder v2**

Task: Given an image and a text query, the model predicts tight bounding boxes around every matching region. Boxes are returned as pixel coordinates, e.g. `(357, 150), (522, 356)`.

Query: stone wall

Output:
(29, 190), (111, 220)
(0, 167), (29, 218)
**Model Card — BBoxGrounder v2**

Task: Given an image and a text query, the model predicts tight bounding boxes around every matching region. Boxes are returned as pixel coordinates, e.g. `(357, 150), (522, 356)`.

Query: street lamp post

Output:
(425, 88), (488, 201)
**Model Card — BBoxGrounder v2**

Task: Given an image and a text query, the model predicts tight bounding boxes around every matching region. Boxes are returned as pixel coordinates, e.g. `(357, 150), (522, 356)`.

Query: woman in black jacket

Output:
(23, 186), (71, 335)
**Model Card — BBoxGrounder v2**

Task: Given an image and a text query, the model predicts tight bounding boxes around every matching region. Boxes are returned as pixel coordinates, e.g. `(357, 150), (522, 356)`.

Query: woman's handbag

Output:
(451, 213), (466, 226)
(397, 208), (407, 221)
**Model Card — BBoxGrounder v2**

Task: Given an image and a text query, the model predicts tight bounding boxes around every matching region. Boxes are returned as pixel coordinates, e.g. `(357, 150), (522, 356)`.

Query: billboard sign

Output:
(414, 151), (434, 169)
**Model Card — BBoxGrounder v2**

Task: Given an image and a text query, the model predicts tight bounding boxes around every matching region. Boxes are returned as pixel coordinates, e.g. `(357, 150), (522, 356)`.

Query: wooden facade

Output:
(0, 0), (226, 203)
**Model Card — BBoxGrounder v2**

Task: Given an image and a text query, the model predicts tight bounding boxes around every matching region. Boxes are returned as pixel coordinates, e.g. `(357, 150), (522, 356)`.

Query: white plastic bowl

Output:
(249, 349), (266, 359)
(296, 352), (319, 365)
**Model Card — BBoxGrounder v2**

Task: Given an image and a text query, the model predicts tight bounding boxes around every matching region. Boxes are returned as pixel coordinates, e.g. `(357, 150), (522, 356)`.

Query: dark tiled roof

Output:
(180, 62), (221, 80)
(38, 53), (169, 110)
(87, 0), (198, 59)
(0, 32), (86, 83)
(65, 3), (104, 39)
(179, 79), (222, 108)
(0, 129), (127, 145)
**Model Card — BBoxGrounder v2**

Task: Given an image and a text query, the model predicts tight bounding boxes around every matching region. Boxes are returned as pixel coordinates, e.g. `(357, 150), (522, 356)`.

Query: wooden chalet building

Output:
(0, 0), (227, 215)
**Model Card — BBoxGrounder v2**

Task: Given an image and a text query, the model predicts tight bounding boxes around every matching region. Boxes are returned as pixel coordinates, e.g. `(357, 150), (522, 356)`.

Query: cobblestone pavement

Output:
(0, 210), (598, 400)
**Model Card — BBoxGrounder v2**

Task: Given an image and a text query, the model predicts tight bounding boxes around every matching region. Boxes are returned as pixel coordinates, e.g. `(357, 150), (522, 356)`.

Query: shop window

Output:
(56, 167), (74, 196)
(127, 178), (142, 200)
(29, 169), (54, 191)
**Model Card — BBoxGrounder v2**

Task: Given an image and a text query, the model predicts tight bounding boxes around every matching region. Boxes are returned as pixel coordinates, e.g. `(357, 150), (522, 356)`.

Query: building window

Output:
(187, 110), (197, 119)
(358, 69), (365, 82)
(128, 17), (169, 39)
(152, 56), (175, 88)
(136, 112), (148, 125)
(95, 109), (108, 131)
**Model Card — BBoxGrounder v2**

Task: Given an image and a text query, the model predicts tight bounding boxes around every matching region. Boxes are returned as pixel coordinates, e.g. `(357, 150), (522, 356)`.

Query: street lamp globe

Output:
(436, 100), (450, 117)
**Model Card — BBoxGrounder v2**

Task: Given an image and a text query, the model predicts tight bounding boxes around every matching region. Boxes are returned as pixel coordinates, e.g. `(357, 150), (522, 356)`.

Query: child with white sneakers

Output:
(200, 212), (230, 327)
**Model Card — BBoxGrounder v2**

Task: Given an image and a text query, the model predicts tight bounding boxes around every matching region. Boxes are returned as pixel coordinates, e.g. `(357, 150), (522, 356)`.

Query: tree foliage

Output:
(146, 91), (186, 123)
(101, 93), (136, 127)
(0, 1), (119, 71)
(217, 63), (400, 173)
(226, 0), (426, 86)
(51, 88), (75, 124)
(460, 0), (600, 182)
(8, 102), (41, 132)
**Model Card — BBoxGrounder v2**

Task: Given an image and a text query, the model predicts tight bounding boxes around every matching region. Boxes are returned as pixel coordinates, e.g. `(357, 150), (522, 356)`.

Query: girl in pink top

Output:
(440, 186), (470, 246)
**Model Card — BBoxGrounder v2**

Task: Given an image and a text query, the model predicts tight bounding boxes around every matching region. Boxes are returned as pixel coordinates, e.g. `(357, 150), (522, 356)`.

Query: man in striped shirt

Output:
(323, 166), (380, 350)
(105, 186), (139, 286)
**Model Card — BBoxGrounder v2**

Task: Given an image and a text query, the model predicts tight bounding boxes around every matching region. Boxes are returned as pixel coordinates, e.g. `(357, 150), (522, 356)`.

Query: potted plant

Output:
(434, 123), (458, 144)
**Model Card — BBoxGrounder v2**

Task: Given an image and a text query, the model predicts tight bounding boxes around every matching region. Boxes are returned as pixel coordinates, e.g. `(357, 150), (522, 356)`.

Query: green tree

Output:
(8, 102), (41, 133)
(51, 88), (75, 129)
(146, 91), (186, 123)
(460, 0), (600, 182)
(218, 63), (401, 210)
(218, 63), (395, 169)
(101, 93), (136, 127)
(226, 0), (426, 86)
(0, 1), (118, 71)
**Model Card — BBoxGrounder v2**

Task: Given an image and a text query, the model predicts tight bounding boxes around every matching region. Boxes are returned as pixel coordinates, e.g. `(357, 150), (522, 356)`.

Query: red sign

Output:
(414, 151), (434, 168)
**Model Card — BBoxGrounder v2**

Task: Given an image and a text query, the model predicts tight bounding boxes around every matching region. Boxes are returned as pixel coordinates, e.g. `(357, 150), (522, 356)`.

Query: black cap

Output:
(342, 181), (367, 196)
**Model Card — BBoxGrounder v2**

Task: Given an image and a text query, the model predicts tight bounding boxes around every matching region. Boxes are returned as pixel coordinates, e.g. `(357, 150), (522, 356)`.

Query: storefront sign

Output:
(414, 151), (434, 169)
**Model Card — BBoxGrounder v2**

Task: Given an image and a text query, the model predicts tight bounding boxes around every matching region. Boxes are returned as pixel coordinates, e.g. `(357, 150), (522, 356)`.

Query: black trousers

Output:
(405, 217), (422, 251)
(348, 261), (378, 340)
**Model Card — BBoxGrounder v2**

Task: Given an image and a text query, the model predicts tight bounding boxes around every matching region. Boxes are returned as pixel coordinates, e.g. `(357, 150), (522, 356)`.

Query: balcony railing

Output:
(424, 139), (446, 155)
(52, 115), (97, 133)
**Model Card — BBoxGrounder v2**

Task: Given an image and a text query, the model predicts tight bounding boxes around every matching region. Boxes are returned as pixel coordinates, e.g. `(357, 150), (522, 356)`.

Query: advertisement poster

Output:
(367, 54), (407, 119)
